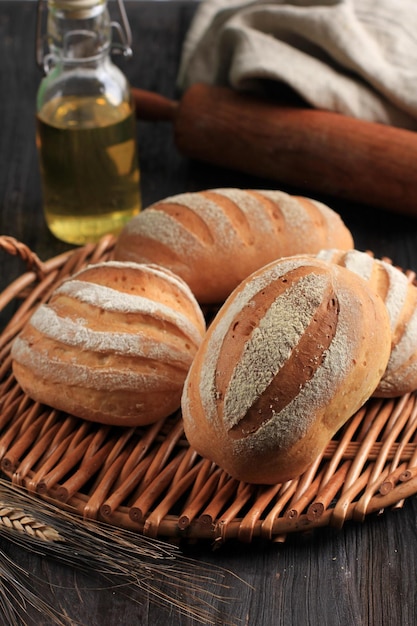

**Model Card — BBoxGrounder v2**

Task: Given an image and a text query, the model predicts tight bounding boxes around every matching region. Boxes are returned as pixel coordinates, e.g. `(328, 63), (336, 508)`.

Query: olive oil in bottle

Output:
(37, 95), (140, 245)
(36, 0), (141, 245)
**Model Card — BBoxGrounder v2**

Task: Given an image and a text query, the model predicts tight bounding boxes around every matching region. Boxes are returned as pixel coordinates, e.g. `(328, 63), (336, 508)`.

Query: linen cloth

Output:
(177, 0), (417, 129)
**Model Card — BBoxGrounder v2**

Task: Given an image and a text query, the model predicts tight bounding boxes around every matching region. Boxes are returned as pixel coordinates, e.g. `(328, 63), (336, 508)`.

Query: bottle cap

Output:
(45, 0), (107, 22)
(48, 0), (105, 9)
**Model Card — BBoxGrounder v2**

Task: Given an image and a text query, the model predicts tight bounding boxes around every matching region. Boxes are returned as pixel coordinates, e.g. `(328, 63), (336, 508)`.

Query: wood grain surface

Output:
(1, 2), (417, 625)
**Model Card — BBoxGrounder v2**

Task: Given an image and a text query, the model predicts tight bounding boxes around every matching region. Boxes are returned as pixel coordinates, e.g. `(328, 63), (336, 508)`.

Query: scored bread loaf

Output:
(317, 248), (417, 397)
(181, 255), (391, 484)
(11, 261), (206, 427)
(113, 188), (354, 304)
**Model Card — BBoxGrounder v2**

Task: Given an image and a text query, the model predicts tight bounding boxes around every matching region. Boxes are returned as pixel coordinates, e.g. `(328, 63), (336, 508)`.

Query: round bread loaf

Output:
(11, 261), (206, 427)
(317, 248), (417, 397)
(113, 188), (354, 304)
(181, 255), (391, 485)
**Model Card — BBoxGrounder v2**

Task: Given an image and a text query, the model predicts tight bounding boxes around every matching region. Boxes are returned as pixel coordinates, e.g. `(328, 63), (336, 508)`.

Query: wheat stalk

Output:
(0, 477), (242, 626)
(0, 502), (62, 542)
(0, 552), (72, 626)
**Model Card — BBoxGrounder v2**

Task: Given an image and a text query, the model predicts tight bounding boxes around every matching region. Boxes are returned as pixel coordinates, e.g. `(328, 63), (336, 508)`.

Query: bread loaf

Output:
(181, 255), (391, 484)
(11, 261), (206, 427)
(317, 248), (417, 397)
(113, 188), (354, 304)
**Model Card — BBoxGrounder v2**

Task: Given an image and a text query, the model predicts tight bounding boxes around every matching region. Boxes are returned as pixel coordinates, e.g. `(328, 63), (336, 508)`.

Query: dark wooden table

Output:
(2, 2), (417, 625)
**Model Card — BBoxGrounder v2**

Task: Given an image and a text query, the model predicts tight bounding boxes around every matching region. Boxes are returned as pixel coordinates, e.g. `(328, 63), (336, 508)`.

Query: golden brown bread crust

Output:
(317, 249), (417, 397)
(113, 188), (354, 304)
(11, 261), (206, 426)
(181, 255), (391, 484)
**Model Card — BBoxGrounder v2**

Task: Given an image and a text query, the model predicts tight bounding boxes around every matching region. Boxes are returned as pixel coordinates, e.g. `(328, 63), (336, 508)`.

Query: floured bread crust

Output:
(11, 261), (206, 426)
(113, 188), (354, 304)
(181, 255), (391, 484)
(318, 249), (417, 397)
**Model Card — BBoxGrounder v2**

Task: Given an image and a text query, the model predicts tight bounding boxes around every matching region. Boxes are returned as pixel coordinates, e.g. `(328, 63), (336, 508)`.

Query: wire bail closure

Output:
(35, 0), (133, 73)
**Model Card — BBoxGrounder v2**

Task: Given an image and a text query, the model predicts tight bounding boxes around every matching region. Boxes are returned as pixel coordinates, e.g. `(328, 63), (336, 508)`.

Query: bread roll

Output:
(113, 188), (354, 304)
(317, 248), (417, 397)
(11, 261), (206, 427)
(181, 255), (391, 484)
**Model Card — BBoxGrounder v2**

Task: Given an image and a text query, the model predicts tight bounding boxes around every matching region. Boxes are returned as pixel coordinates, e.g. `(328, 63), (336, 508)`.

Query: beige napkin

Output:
(178, 0), (417, 130)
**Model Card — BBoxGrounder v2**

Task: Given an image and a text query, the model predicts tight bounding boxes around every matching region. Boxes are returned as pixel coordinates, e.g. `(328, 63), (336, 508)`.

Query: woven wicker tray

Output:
(1, 234), (417, 544)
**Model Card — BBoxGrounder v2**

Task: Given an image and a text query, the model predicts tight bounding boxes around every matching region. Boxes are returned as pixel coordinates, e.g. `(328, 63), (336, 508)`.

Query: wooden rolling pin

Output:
(132, 83), (417, 217)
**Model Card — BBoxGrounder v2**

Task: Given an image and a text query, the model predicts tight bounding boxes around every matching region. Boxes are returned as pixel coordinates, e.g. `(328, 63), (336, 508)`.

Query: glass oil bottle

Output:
(35, 0), (141, 245)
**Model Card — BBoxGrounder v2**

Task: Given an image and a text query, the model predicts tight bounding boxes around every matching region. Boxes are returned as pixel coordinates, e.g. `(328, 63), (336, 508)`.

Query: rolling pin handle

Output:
(132, 87), (178, 121)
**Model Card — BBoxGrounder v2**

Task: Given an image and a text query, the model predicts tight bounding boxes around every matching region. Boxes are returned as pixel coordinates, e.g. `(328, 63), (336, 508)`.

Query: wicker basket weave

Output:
(1, 234), (417, 544)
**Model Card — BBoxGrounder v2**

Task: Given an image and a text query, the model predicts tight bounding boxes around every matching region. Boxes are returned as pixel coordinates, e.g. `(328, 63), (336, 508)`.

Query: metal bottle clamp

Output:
(35, 0), (133, 73)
